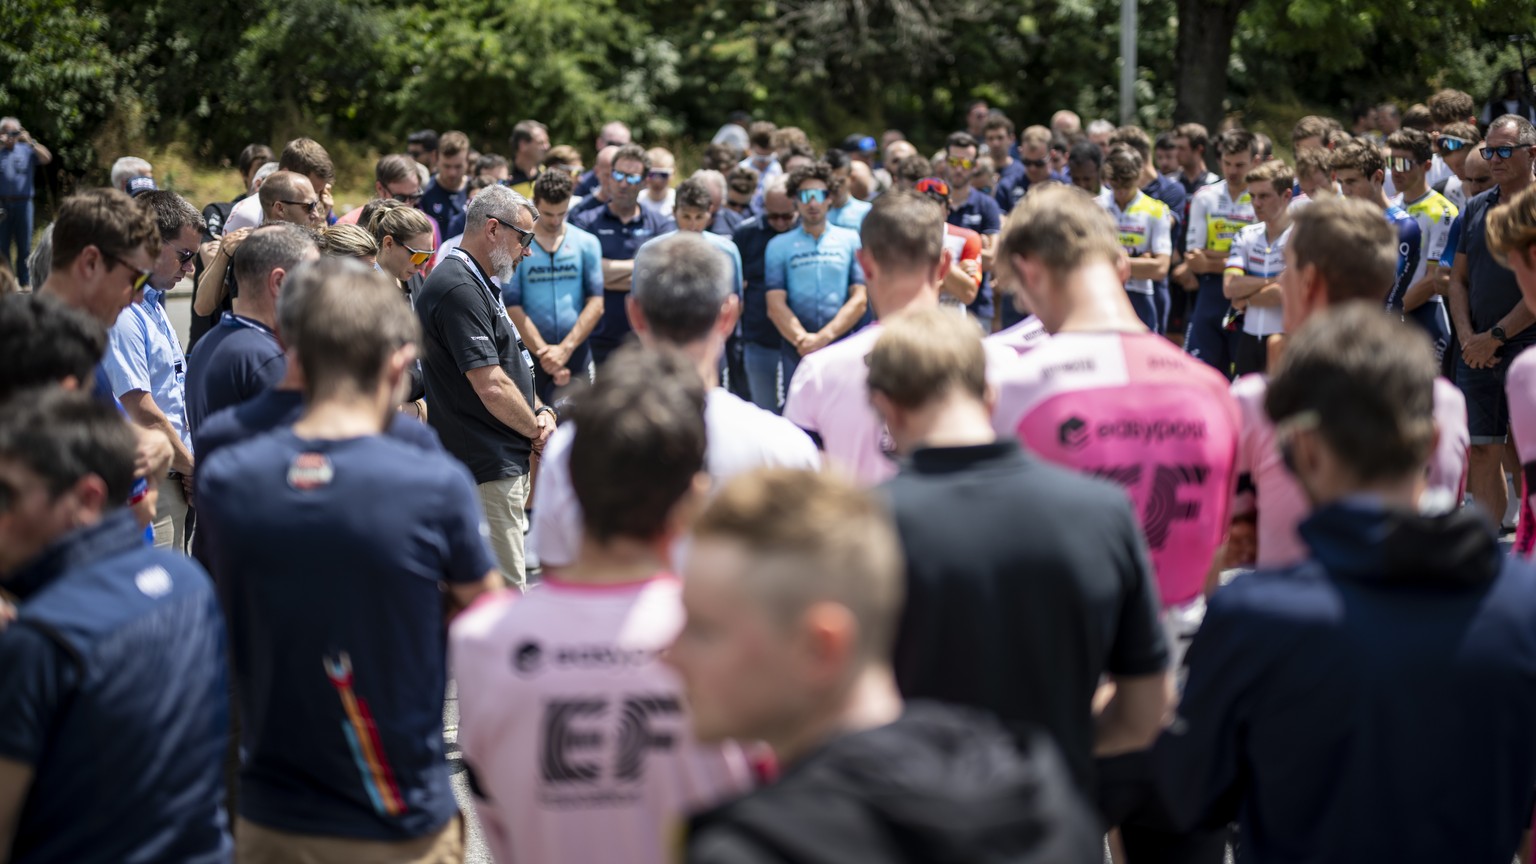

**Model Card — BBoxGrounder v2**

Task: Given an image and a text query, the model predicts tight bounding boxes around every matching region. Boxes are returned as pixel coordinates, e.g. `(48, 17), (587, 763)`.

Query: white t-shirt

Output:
(450, 575), (753, 864)
(221, 194), (264, 233)
(639, 188), (676, 221)
(530, 388), (820, 569)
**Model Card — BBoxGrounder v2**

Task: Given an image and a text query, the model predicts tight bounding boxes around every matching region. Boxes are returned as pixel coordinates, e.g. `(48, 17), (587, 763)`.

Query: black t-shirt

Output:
(415, 250), (537, 484)
(1463, 186), (1535, 349)
(881, 440), (1168, 792)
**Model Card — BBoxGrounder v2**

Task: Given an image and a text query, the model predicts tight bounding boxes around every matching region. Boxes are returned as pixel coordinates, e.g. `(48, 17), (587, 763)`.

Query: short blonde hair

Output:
(998, 183), (1122, 280)
(694, 469), (905, 663)
(866, 307), (986, 410)
(318, 224), (378, 260)
(1020, 125), (1052, 149)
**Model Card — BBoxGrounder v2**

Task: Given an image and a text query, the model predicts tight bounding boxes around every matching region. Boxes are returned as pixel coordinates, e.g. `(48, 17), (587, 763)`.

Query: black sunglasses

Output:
(492, 215), (536, 248)
(281, 198), (321, 213)
(104, 252), (153, 292)
(392, 191), (423, 205)
(172, 246), (197, 265)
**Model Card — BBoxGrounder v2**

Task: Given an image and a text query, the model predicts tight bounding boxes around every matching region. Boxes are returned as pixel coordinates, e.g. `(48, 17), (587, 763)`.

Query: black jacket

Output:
(685, 702), (1101, 864)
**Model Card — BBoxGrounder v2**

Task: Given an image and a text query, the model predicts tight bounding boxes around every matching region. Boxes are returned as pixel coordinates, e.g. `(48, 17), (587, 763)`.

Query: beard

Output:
(488, 242), (517, 283)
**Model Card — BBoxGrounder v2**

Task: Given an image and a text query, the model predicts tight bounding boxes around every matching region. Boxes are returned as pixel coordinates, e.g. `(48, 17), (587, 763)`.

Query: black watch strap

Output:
(1493, 326), (1508, 343)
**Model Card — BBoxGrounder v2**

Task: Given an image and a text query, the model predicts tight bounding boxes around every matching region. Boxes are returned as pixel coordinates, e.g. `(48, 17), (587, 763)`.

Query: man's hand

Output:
(553, 368), (572, 387)
(134, 426), (174, 480)
(1463, 332), (1501, 369)
(533, 410), (557, 452)
(538, 343), (572, 375)
(198, 239), (221, 267)
(219, 227), (254, 261)
(798, 331), (832, 356)
(959, 258), (980, 280)
(180, 471), (194, 508)
(319, 182), (336, 221)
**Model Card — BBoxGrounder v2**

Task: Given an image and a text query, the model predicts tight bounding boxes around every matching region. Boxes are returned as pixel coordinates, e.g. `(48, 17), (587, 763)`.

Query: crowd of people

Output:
(5, 79), (1536, 864)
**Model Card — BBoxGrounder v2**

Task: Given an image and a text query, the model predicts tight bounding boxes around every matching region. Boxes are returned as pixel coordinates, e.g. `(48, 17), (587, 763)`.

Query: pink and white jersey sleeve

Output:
(1509, 353), (1536, 555)
(992, 332), (1240, 606)
(985, 315), (1050, 356)
(1428, 377), (1469, 511)
(449, 578), (753, 864)
(1230, 374), (1311, 569)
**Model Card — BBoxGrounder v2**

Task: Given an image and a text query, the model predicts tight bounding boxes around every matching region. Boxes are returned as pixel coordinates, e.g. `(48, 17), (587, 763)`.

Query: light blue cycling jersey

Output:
(502, 224), (604, 343)
(764, 223), (866, 332)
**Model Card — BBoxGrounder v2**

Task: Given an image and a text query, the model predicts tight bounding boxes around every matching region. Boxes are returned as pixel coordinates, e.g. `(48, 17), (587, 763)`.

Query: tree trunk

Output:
(1173, 0), (1250, 130)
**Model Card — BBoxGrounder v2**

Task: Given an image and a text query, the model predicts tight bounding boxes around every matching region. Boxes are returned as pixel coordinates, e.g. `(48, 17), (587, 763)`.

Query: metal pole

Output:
(1120, 0), (1137, 125)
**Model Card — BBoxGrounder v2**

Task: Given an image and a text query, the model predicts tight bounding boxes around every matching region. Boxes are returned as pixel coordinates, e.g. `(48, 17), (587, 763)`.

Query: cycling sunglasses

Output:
(1482, 145), (1526, 161)
(798, 188), (828, 205)
(400, 240), (436, 266)
(915, 177), (951, 198)
(612, 171), (645, 186)
(1437, 136), (1472, 153)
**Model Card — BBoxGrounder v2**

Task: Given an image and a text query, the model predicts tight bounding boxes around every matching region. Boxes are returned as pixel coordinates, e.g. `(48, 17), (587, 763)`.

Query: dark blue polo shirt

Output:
(0, 510), (230, 863)
(948, 188), (1003, 320)
(418, 176), (468, 240)
(570, 203), (674, 356)
(1463, 186), (1535, 349)
(733, 214), (792, 347)
(186, 312), (286, 446)
(573, 169), (600, 199)
(710, 206), (745, 237)
(993, 160), (1029, 213)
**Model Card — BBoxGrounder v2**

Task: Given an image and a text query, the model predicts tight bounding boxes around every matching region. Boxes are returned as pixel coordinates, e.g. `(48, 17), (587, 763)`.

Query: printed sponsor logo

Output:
(1058, 416), (1089, 451)
(1095, 418), (1207, 443)
(512, 640), (660, 677)
(287, 452), (334, 490)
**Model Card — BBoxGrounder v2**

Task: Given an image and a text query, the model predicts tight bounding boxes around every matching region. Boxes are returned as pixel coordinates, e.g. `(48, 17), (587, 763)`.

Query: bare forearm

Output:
(1500, 302), (1536, 339)
(507, 308), (548, 352)
(31, 141), (51, 164)
(1403, 267), (1445, 312)
(819, 287), (868, 339)
(120, 393), (193, 474)
(1129, 255), (1170, 281)
(563, 299), (604, 348)
(601, 259), (636, 291)
(470, 372), (540, 438)
(767, 292), (808, 342)
(942, 267), (980, 304)
(1448, 260), (1474, 338)
(1246, 283), (1284, 308)
(194, 255), (230, 316)
(1223, 272), (1264, 299)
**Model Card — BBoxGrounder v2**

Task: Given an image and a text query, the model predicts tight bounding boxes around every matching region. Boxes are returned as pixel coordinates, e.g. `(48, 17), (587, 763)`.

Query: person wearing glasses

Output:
(335, 153), (425, 223)
(573, 121), (631, 198)
(1447, 115), (1536, 531)
(1390, 129), (1461, 335)
(732, 175), (798, 412)
(823, 149), (873, 230)
(1433, 121), (1481, 210)
(942, 132), (1003, 329)
(364, 200), (436, 289)
(913, 177), (983, 312)
(764, 161), (867, 389)
(1426, 88), (1480, 187)
(193, 171), (319, 327)
(416, 185), (552, 588)
(0, 117), (50, 288)
(724, 166), (759, 217)
(639, 147), (677, 221)
(101, 192), (205, 551)
(570, 143), (676, 366)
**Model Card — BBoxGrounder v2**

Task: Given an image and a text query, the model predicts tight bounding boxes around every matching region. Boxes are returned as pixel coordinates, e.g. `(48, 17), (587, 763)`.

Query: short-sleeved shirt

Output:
(196, 429), (496, 842)
(1462, 186), (1533, 347)
(502, 225), (604, 344)
(1185, 180), (1254, 256)
(1509, 350), (1536, 556)
(993, 160), (1030, 213)
(104, 287), (191, 452)
(570, 203), (675, 352)
(220, 194), (264, 234)
(733, 215), (792, 346)
(764, 223), (865, 333)
(986, 315), (1050, 356)
(1098, 190), (1173, 296)
(415, 249), (538, 484)
(1404, 189), (1459, 269)
(573, 170), (601, 199)
(827, 196), (872, 231)
(992, 332), (1241, 607)
(947, 188), (1004, 319)
(940, 224), (983, 309)
(709, 207), (744, 237)
(0, 142), (38, 199)
(639, 187), (676, 222)
(418, 175), (469, 240)
(1224, 222), (1291, 337)
(185, 312), (286, 444)
(450, 575), (753, 864)
(506, 165), (542, 202)
(884, 440), (1168, 792)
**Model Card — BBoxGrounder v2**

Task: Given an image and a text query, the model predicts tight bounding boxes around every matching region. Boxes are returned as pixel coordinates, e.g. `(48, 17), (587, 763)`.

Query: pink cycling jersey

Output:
(985, 315), (1050, 356)
(992, 331), (1240, 606)
(1234, 373), (1470, 568)
(1508, 351), (1536, 556)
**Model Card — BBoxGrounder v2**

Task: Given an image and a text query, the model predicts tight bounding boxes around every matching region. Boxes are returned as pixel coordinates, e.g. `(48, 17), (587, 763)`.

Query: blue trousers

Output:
(1184, 275), (1237, 378)
(0, 198), (33, 285)
(742, 341), (784, 413)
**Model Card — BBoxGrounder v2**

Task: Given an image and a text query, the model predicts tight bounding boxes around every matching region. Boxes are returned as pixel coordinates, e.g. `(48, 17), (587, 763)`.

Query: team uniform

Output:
(763, 223), (865, 386)
(1385, 203), (1451, 362)
(449, 575), (754, 864)
(1231, 374), (1469, 569)
(503, 224), (604, 403)
(1097, 190), (1173, 333)
(986, 315), (1049, 356)
(992, 332), (1240, 659)
(940, 223), (983, 311)
(1400, 191), (1459, 363)
(1507, 351), (1536, 556)
(1223, 222), (1290, 376)
(1184, 181), (1254, 377)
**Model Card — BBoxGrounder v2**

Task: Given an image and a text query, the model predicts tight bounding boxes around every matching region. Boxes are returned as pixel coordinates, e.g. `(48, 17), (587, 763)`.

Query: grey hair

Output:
(0, 117), (18, 130)
(691, 169), (726, 199)
(28, 223), (53, 287)
(764, 174), (789, 197)
(252, 162), (280, 189)
(465, 184), (536, 236)
(1087, 119), (1116, 137)
(234, 222), (320, 300)
(632, 232), (731, 344)
(1491, 114), (1536, 146)
(110, 156), (153, 191)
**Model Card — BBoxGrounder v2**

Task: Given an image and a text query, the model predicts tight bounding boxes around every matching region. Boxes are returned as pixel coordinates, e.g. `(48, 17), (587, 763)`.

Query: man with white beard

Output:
(416, 184), (555, 588)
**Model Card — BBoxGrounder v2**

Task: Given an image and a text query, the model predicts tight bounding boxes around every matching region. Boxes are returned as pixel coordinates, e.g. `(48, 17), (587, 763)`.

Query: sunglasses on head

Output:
(492, 215), (536, 248)
(397, 238), (436, 266)
(612, 171), (645, 186)
(105, 251), (153, 292)
(947, 157), (975, 170)
(797, 188), (828, 205)
(1483, 145), (1522, 161)
(1388, 156), (1419, 172)
(915, 177), (951, 197)
(1437, 136), (1471, 152)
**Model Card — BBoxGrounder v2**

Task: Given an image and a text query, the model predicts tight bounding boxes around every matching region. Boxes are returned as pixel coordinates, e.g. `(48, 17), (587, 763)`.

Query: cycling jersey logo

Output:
(1096, 419), (1207, 444)
(514, 641), (544, 676)
(1059, 417), (1090, 451)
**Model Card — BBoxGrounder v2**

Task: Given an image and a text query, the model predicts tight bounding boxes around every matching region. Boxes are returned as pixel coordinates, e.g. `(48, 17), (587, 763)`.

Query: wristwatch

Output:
(1493, 326), (1508, 343)
(536, 405), (557, 422)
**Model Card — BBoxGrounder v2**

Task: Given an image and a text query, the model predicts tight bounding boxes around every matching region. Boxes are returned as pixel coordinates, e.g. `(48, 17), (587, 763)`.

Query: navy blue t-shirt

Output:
(573, 169), (600, 199)
(733, 215), (790, 347)
(1462, 186), (1535, 350)
(197, 388), (442, 466)
(948, 188), (1003, 320)
(993, 160), (1029, 213)
(710, 207), (745, 237)
(418, 176), (468, 241)
(196, 430), (496, 842)
(569, 203), (675, 355)
(185, 312), (286, 446)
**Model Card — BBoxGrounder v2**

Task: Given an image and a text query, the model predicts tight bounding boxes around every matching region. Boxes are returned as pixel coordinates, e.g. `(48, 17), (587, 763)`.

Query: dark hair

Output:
(407, 129), (440, 151)
(232, 222), (319, 296)
(823, 148), (852, 171)
(612, 143), (651, 172)
(1265, 304), (1438, 482)
(1387, 128), (1434, 164)
(786, 161), (839, 197)
(945, 132), (979, 152)
(569, 345), (707, 542)
(860, 190), (945, 271)
(1330, 138), (1386, 178)
(892, 155), (932, 186)
(982, 115), (1016, 138)
(375, 154), (418, 187)
(1049, 134), (1071, 154)
(1254, 133), (1273, 160)
(279, 137), (334, 184)
(50, 188), (160, 272)
(0, 294), (107, 401)
(532, 168), (574, 204)
(510, 119), (548, 149)
(1402, 104), (1434, 132)
(1290, 197), (1397, 304)
(136, 191), (206, 242)
(726, 166), (759, 196)
(703, 142), (742, 172)
(1428, 89), (1475, 127)
(239, 143), (275, 178)
(748, 121), (777, 150)
(474, 153), (508, 175)
(1154, 132), (1176, 151)
(0, 387), (136, 506)
(1068, 141), (1103, 170)
(1214, 129), (1258, 157)
(1173, 122), (1210, 152)
(674, 177), (713, 212)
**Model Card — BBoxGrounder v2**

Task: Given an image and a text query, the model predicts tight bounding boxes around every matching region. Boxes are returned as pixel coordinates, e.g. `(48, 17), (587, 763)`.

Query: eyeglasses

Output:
(391, 191), (423, 206)
(399, 239), (436, 266)
(492, 215), (536, 248)
(764, 210), (797, 223)
(612, 171), (645, 186)
(797, 188), (828, 205)
(727, 197), (753, 210)
(646, 171), (673, 181)
(1437, 136), (1472, 152)
(947, 157), (975, 170)
(171, 246), (198, 266)
(1022, 158), (1049, 168)
(281, 198), (322, 213)
(104, 252), (153, 292)
(1483, 145), (1522, 161)
(1388, 156), (1420, 172)
(1467, 175), (1494, 186)
(915, 177), (951, 197)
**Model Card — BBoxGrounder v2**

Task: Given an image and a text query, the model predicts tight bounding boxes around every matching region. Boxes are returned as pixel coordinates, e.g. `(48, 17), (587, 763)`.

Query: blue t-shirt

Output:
(186, 312), (286, 446)
(418, 176), (468, 240)
(569, 204), (675, 351)
(993, 160), (1029, 213)
(196, 430), (496, 842)
(827, 197), (873, 231)
(573, 170), (600, 199)
(734, 215), (792, 347)
(948, 188), (1003, 319)
(501, 224), (604, 343)
(0, 142), (37, 199)
(764, 223), (865, 334)
(710, 207), (745, 237)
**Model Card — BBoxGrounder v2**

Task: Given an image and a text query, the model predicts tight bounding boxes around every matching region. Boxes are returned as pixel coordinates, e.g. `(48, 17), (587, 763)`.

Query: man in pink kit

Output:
(449, 347), (753, 864)
(1230, 197), (1468, 569)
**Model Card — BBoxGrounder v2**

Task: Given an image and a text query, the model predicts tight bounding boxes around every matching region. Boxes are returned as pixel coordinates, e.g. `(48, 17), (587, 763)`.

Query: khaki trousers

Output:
(477, 473), (531, 589)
